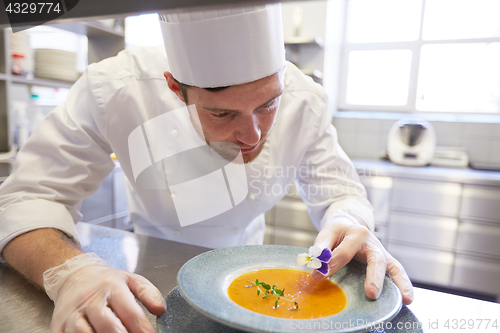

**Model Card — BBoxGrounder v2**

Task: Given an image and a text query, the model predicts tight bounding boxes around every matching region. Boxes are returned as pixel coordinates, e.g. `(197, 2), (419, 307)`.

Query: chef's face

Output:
(165, 70), (285, 163)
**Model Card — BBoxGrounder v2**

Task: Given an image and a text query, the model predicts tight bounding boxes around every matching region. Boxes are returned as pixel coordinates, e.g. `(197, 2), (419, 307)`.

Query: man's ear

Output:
(164, 71), (186, 103)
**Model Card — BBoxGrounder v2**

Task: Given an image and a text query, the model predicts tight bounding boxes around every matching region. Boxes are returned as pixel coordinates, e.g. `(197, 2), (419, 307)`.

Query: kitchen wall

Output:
(333, 113), (500, 166)
(283, 0), (500, 167)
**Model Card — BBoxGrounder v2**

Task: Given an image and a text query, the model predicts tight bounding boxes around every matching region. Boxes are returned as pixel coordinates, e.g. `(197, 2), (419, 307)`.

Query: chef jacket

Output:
(0, 46), (374, 256)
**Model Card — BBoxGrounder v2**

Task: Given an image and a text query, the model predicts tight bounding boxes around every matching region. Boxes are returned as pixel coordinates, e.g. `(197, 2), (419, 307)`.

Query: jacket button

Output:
(249, 193), (256, 201)
(172, 129), (179, 137)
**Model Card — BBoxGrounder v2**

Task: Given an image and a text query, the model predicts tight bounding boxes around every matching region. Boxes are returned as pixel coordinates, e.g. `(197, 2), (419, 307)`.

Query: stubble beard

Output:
(185, 103), (271, 164)
(206, 134), (269, 165)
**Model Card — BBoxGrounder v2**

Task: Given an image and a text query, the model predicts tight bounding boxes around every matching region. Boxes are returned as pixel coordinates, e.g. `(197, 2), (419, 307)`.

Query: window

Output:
(339, 0), (500, 113)
(125, 14), (164, 49)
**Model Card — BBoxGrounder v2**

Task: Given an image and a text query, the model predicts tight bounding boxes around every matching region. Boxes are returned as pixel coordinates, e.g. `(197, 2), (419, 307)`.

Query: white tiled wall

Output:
(333, 113), (500, 165)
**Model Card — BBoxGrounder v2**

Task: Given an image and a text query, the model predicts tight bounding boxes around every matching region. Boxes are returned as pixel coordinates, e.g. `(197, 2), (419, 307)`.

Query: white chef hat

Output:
(159, 4), (285, 88)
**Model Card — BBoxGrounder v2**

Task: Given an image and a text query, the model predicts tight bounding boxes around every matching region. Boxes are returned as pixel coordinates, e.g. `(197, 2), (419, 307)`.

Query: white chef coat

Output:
(0, 46), (374, 256)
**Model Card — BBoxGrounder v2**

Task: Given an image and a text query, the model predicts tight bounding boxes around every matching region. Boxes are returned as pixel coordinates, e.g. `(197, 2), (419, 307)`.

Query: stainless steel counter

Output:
(1, 222), (499, 332)
(0, 222), (209, 333)
(353, 159), (500, 187)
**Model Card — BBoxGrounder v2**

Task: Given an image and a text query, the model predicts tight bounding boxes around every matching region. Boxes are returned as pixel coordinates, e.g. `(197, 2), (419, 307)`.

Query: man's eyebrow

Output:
(199, 90), (284, 113)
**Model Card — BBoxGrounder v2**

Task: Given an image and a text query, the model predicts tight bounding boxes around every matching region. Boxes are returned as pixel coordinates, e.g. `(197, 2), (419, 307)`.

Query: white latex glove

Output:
(313, 211), (414, 305)
(43, 253), (166, 333)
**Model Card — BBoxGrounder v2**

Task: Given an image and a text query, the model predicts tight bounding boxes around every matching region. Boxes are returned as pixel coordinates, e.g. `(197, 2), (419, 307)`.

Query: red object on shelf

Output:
(12, 53), (26, 75)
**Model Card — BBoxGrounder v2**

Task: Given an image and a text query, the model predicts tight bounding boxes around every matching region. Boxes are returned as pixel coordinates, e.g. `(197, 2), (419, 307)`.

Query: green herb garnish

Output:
(245, 279), (299, 310)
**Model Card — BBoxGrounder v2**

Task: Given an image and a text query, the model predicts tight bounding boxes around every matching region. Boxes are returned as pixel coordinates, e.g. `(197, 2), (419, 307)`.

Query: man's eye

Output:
(261, 99), (278, 110)
(211, 112), (230, 118)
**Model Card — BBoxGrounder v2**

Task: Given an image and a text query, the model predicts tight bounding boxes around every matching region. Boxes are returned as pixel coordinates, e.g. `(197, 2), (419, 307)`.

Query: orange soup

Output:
(227, 268), (346, 319)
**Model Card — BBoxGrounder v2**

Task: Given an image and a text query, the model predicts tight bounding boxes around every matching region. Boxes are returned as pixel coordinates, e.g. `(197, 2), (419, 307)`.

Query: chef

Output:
(0, 4), (413, 333)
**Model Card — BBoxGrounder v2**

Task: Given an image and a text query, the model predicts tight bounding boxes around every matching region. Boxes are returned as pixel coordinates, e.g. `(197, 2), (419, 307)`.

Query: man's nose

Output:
(234, 114), (261, 146)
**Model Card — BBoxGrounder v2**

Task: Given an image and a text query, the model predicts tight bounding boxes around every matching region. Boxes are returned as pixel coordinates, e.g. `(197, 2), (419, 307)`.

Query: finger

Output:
(86, 302), (128, 333)
(312, 226), (369, 281)
(386, 256), (414, 305)
(61, 311), (94, 333)
(363, 249), (386, 300)
(127, 273), (167, 316)
(71, 315), (95, 333)
(313, 217), (356, 251)
(50, 309), (67, 333)
(312, 221), (350, 281)
(313, 221), (340, 251)
(108, 282), (157, 333)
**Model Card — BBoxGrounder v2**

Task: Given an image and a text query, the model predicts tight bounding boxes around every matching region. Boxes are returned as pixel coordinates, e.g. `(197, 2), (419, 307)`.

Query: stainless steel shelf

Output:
(10, 75), (75, 89)
(285, 36), (324, 48)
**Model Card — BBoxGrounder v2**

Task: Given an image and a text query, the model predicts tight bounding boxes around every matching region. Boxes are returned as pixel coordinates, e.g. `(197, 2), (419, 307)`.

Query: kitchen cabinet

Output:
(460, 185), (500, 222)
(452, 254), (500, 296)
(0, 160), (129, 229)
(359, 175), (392, 245)
(262, 172), (394, 247)
(391, 179), (462, 217)
(272, 225), (317, 248)
(80, 164), (131, 230)
(265, 160), (500, 302)
(264, 183), (318, 247)
(387, 243), (455, 286)
(0, 21), (125, 152)
(362, 161), (500, 301)
(80, 172), (114, 224)
(264, 175), (393, 247)
(274, 200), (317, 232)
(456, 221), (500, 257)
(388, 212), (458, 250)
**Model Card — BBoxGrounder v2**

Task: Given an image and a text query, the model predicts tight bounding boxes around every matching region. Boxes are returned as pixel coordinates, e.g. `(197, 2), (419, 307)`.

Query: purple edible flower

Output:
(296, 246), (332, 276)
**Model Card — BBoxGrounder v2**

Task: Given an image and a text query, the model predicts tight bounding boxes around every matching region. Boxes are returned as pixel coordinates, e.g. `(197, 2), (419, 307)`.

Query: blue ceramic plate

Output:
(173, 245), (402, 333)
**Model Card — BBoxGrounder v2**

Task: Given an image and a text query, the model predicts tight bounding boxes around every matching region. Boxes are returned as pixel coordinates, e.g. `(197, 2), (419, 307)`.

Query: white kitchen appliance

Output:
(431, 146), (469, 168)
(387, 119), (436, 167)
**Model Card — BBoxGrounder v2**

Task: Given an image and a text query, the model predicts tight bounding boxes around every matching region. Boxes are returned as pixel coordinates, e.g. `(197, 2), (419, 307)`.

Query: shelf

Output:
(1, 17), (124, 153)
(85, 21), (124, 37)
(284, 36), (324, 48)
(301, 69), (323, 80)
(49, 21), (124, 38)
(10, 75), (74, 89)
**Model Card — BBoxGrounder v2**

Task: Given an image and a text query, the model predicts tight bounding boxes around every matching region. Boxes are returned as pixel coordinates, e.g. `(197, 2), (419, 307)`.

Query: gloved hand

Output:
(43, 253), (166, 333)
(313, 211), (414, 305)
